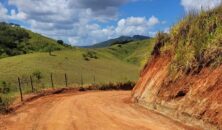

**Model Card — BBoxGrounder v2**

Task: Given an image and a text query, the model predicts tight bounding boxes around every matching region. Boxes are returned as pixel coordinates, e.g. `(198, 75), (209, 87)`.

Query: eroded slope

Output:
(132, 6), (222, 130)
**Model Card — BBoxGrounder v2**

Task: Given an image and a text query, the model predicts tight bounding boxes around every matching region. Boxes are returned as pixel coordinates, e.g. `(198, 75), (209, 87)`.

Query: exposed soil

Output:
(0, 91), (198, 130)
(132, 53), (222, 130)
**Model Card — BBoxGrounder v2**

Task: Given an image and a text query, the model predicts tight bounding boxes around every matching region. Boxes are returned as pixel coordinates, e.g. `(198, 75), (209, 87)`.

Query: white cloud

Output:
(0, 0), (160, 46)
(66, 16), (160, 45)
(147, 16), (159, 26)
(0, 3), (8, 21)
(115, 16), (159, 36)
(181, 0), (222, 12)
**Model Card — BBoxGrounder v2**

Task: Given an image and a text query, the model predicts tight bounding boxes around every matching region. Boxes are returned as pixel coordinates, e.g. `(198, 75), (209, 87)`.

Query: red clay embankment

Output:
(132, 53), (222, 130)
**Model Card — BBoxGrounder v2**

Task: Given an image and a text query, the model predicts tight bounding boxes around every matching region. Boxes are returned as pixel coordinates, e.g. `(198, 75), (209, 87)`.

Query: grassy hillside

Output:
(0, 49), (138, 85)
(101, 39), (155, 66)
(25, 30), (65, 52)
(0, 39), (154, 93)
(0, 22), (64, 58)
(158, 8), (222, 74)
(0, 25), (154, 112)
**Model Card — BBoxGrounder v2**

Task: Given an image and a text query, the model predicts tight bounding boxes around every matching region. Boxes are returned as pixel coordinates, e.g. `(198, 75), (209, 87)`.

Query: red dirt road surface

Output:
(0, 91), (198, 130)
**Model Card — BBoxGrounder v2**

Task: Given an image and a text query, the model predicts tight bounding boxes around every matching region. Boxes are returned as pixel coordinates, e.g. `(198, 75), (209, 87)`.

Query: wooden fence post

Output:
(81, 73), (83, 87)
(93, 75), (96, 84)
(18, 77), (23, 102)
(65, 73), (68, 87)
(50, 73), (54, 88)
(30, 76), (34, 92)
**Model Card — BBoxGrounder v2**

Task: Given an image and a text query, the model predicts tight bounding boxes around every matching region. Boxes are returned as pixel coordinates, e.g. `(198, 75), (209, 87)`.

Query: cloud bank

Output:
(181, 0), (221, 12)
(0, 0), (161, 45)
(2, 0), (221, 45)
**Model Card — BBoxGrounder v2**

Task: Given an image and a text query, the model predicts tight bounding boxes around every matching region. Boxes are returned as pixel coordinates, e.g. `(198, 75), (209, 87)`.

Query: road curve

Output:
(1, 91), (197, 130)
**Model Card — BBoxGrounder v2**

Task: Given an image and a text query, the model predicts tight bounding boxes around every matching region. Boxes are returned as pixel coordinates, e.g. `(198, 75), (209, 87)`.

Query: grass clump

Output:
(151, 32), (170, 56)
(154, 7), (222, 75)
(0, 94), (14, 113)
(0, 81), (11, 94)
(0, 81), (14, 113)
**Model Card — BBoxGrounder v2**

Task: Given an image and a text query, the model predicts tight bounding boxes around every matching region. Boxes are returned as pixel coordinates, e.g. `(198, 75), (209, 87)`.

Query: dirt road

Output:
(1, 91), (197, 130)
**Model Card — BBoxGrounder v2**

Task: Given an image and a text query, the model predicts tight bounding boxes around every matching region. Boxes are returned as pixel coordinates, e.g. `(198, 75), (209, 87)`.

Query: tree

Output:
(57, 40), (64, 45)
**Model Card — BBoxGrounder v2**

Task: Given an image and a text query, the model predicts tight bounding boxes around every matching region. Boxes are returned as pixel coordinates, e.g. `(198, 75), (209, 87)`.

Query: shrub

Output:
(0, 95), (14, 113)
(57, 40), (64, 45)
(151, 32), (170, 56)
(79, 87), (86, 91)
(82, 51), (98, 61)
(32, 70), (43, 81)
(97, 81), (136, 91)
(78, 81), (136, 91)
(0, 81), (11, 94)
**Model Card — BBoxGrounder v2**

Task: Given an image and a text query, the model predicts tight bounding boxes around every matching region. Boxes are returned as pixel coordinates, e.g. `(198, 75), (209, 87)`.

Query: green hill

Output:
(0, 22), (65, 58)
(101, 39), (155, 66)
(0, 23), (154, 110)
(0, 39), (154, 93)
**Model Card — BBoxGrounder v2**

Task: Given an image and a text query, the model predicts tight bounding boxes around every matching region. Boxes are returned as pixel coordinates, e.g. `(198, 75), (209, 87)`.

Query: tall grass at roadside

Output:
(154, 6), (222, 77)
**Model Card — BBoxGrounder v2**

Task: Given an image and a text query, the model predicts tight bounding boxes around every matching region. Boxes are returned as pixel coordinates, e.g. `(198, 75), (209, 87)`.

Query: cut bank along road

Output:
(1, 91), (198, 130)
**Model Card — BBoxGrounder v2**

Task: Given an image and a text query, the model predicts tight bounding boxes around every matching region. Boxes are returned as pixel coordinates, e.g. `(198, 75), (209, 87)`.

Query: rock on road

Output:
(0, 91), (198, 130)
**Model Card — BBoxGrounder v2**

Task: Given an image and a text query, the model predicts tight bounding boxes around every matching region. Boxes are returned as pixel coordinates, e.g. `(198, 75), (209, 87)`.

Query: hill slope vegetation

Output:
(132, 6), (222, 130)
(0, 22), (65, 58)
(0, 38), (154, 91)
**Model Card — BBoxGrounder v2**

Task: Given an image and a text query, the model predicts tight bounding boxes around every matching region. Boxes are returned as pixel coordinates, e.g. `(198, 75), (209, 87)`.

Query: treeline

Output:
(0, 22), (30, 56)
(0, 22), (71, 58)
(110, 40), (133, 46)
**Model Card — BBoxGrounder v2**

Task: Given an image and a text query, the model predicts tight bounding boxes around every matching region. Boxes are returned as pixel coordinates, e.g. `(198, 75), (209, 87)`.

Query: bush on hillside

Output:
(0, 22), (30, 56)
(0, 95), (14, 113)
(0, 81), (11, 94)
(0, 22), (66, 58)
(110, 40), (133, 46)
(79, 81), (136, 91)
(57, 40), (64, 45)
(151, 32), (170, 56)
(32, 71), (43, 82)
(56, 40), (72, 48)
(82, 51), (98, 61)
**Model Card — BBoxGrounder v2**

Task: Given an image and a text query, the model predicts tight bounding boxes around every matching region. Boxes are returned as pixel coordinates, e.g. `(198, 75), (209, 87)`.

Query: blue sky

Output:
(0, 0), (221, 46)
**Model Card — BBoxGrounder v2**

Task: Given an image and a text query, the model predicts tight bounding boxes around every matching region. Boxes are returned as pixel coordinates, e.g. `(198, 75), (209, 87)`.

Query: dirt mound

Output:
(132, 52), (222, 130)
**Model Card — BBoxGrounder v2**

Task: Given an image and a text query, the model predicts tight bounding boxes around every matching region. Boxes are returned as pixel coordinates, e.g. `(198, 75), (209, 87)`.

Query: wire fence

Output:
(0, 71), (136, 113)
(0, 71), (136, 97)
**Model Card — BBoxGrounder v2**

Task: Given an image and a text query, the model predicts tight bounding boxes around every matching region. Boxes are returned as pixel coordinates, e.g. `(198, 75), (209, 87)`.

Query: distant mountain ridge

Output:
(83, 35), (150, 48)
